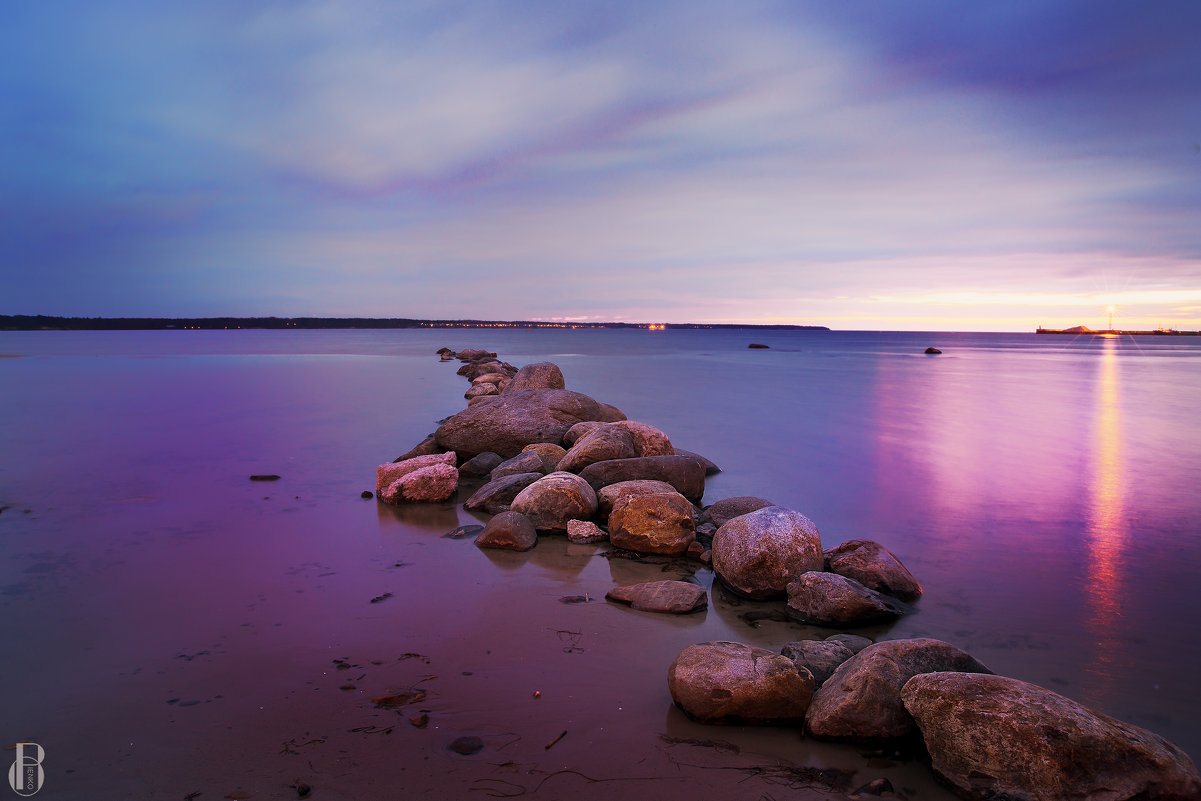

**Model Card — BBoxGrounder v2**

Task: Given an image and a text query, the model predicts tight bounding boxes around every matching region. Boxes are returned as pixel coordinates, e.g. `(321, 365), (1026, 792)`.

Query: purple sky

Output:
(3, 1), (1199, 330)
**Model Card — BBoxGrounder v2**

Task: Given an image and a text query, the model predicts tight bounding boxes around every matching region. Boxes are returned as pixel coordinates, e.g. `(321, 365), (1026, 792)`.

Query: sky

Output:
(2, 1), (1200, 331)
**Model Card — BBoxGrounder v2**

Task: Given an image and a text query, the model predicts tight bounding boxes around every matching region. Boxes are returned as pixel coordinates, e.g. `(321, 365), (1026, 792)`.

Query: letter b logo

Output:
(7, 743), (44, 797)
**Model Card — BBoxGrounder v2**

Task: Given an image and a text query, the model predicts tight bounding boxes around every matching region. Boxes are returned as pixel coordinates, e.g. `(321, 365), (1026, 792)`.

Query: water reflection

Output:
(1085, 336), (1127, 693)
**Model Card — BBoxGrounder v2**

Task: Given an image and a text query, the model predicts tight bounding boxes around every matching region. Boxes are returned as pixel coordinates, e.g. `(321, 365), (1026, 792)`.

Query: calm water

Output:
(2, 328), (1199, 799)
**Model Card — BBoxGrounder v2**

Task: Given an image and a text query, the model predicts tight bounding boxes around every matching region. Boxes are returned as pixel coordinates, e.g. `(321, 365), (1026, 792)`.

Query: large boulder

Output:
(503, 362), (565, 394)
(606, 580), (706, 614)
(608, 420), (674, 457)
(379, 463), (458, 504)
(474, 511), (538, 551)
(521, 442), (567, 473)
(434, 389), (610, 458)
(805, 638), (991, 742)
(902, 672), (1201, 801)
(556, 425), (637, 473)
(668, 641), (814, 725)
(578, 455), (706, 504)
(710, 506), (822, 599)
(377, 452), (457, 493)
(704, 496), (774, 527)
(785, 572), (907, 627)
(597, 479), (679, 517)
(824, 539), (922, 601)
(463, 472), (542, 513)
(563, 421), (604, 447)
(509, 472), (598, 532)
(596, 402), (627, 422)
(608, 491), (696, 556)
(780, 639), (857, 687)
(673, 448), (721, 475)
(490, 451), (546, 480)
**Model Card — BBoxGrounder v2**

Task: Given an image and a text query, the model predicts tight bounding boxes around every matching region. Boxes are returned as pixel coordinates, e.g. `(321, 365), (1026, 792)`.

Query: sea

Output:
(2, 328), (1199, 799)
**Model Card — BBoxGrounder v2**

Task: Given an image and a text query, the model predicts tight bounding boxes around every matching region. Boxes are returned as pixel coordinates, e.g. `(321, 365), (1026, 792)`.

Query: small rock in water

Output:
(442, 524), (484, 540)
(249, 474), (280, 481)
(447, 735), (484, 756)
(852, 778), (894, 796)
(606, 580), (707, 614)
(925, 346), (942, 354)
(748, 343), (770, 349)
(565, 519), (608, 544)
(361, 490), (374, 499)
(474, 511), (538, 551)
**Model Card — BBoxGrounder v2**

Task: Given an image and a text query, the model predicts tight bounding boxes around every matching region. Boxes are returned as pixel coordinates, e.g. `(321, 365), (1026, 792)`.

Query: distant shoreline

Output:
(1036, 325), (1199, 336)
(0, 315), (829, 332)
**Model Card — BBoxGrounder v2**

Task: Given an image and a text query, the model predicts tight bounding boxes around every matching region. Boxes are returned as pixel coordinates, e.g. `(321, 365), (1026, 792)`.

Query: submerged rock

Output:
(509, 472), (598, 532)
(606, 580), (707, 614)
(785, 571), (907, 627)
(805, 638), (991, 742)
(824, 539), (922, 601)
(668, 641), (814, 725)
(902, 672), (1201, 801)
(475, 511), (538, 551)
(711, 506), (822, 599)
(608, 491), (696, 556)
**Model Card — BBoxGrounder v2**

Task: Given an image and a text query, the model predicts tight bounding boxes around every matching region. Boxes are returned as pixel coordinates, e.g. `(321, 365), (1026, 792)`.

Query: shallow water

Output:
(2, 328), (1199, 799)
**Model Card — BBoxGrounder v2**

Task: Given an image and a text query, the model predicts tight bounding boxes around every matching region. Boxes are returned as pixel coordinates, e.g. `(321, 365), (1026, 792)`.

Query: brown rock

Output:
(608, 492), (696, 556)
(668, 641), (814, 725)
(490, 451), (546, 480)
(598, 480), (678, 518)
(781, 639), (857, 687)
(464, 383), (499, 400)
(393, 433), (442, 463)
(503, 361), (565, 393)
(456, 349), (496, 361)
(463, 472), (543, 513)
(609, 420), (674, 457)
(563, 420), (604, 447)
(673, 448), (722, 475)
(522, 442), (567, 473)
(434, 388), (610, 458)
(471, 372), (509, 385)
(557, 425), (636, 473)
(459, 452), (504, 478)
(474, 511), (538, 551)
(377, 452), (457, 493)
(509, 472), (598, 532)
(596, 402), (627, 422)
(578, 455), (706, 504)
(380, 463), (458, 504)
(710, 506), (822, 599)
(902, 672), (1201, 801)
(704, 496), (774, 527)
(824, 539), (922, 601)
(606, 580), (707, 614)
(565, 519), (608, 544)
(785, 572), (907, 627)
(805, 638), (991, 742)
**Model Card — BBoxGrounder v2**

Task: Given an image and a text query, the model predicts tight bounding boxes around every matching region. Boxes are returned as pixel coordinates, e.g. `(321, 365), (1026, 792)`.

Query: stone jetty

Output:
(377, 347), (1201, 801)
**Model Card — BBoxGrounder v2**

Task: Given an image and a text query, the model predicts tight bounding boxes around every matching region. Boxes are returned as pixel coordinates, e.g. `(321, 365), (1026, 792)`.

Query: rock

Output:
(471, 372), (509, 385)
(902, 672), (1201, 801)
(459, 452), (504, 478)
(686, 541), (704, 559)
(463, 472), (543, 513)
(578, 455), (706, 504)
(459, 360), (505, 381)
(748, 343), (769, 349)
(785, 572), (907, 627)
(436, 347), (454, 355)
(924, 347), (942, 354)
(852, 778), (894, 797)
(781, 639), (856, 687)
(440, 352), (455, 361)
(249, 474), (280, 481)
(563, 421), (604, 447)
(557, 425), (637, 473)
(668, 641), (814, 725)
(434, 388), (611, 458)
(377, 452), (457, 493)
(361, 490), (373, 499)
(474, 511), (538, 551)
(673, 448), (722, 475)
(393, 432), (441, 462)
(503, 361), (565, 393)
(805, 638), (991, 742)
(606, 580), (707, 614)
(596, 402), (627, 422)
(825, 633), (872, 654)
(824, 539), (922, 601)
(490, 451), (547, 480)
(464, 383), (499, 400)
(443, 524), (484, 540)
(456, 349), (496, 362)
(380, 463), (458, 504)
(608, 492), (696, 556)
(608, 420), (674, 457)
(704, 496), (774, 527)
(710, 506), (822, 599)
(565, 519), (608, 544)
(447, 735), (484, 756)
(521, 442), (567, 473)
(509, 472), (598, 532)
(596, 479), (679, 516)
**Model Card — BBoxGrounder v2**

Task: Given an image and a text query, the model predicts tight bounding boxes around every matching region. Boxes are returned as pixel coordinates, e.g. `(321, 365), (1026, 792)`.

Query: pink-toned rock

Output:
(380, 463), (458, 503)
(566, 519), (608, 544)
(464, 383), (499, 399)
(597, 479), (679, 517)
(434, 388), (611, 458)
(471, 372), (509, 385)
(824, 539), (922, 601)
(503, 362), (565, 393)
(509, 472), (598, 531)
(711, 506), (822, 599)
(608, 492), (696, 555)
(557, 425), (637, 473)
(609, 420), (674, 457)
(606, 580), (706, 614)
(668, 641), (814, 725)
(902, 672), (1201, 801)
(377, 452), (456, 493)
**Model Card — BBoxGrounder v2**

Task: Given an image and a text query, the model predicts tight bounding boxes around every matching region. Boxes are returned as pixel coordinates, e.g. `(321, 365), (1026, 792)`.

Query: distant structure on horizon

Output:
(1036, 324), (1199, 336)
